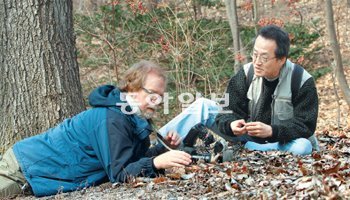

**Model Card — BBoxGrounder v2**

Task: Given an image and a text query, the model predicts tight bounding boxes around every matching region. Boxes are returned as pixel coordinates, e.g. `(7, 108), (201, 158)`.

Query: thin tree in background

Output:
(252, 0), (259, 34)
(0, 0), (85, 153)
(225, 0), (242, 73)
(325, 0), (350, 108)
(192, 0), (202, 20)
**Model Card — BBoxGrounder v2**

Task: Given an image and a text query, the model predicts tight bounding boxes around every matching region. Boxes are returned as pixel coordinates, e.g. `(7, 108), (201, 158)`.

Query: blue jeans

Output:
(159, 98), (219, 139)
(159, 98), (314, 156)
(244, 138), (312, 155)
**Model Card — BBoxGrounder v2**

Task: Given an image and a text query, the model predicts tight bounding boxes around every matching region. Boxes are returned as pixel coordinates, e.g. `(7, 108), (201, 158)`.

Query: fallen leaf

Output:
(321, 161), (341, 175)
(167, 173), (182, 180)
(298, 159), (310, 176)
(153, 177), (168, 184)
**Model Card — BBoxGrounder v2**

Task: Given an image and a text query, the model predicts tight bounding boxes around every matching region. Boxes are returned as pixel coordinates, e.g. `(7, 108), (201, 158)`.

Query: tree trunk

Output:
(252, 0), (259, 34)
(192, 0), (202, 20)
(225, 0), (241, 74)
(0, 0), (85, 153)
(325, 0), (350, 108)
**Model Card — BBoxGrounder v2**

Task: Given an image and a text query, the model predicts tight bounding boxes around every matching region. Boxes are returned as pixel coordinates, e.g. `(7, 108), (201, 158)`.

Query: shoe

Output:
(183, 124), (215, 147)
(214, 140), (228, 154)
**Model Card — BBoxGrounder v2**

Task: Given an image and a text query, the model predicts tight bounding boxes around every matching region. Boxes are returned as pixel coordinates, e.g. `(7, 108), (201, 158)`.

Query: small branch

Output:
(75, 26), (119, 81)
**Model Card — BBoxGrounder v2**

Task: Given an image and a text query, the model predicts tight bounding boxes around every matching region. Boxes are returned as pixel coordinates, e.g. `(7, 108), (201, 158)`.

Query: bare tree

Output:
(192, 0), (203, 20)
(252, 0), (259, 34)
(325, 0), (350, 108)
(0, 0), (85, 153)
(225, 0), (242, 73)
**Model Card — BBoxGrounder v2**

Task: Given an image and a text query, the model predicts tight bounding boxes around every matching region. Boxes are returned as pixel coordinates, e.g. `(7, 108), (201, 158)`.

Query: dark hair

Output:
(119, 60), (167, 92)
(256, 25), (290, 59)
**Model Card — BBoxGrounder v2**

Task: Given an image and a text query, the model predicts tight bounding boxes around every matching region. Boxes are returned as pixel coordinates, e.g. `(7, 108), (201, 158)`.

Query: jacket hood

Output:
(88, 85), (153, 140)
(88, 85), (125, 107)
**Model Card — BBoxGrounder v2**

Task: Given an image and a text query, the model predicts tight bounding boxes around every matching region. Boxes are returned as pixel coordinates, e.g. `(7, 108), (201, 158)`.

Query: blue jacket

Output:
(13, 85), (165, 197)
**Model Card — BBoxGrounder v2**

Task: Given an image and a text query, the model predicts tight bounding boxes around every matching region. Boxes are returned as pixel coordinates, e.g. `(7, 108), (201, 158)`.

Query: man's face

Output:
(252, 35), (286, 79)
(133, 73), (166, 119)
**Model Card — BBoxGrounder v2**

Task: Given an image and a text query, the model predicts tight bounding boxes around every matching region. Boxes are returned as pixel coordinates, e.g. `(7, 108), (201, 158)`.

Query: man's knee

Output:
(193, 97), (208, 104)
(288, 138), (312, 155)
(0, 176), (22, 198)
(193, 98), (217, 108)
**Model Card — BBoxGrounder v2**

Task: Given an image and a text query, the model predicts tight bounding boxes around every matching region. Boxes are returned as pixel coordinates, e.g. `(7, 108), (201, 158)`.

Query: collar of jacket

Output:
(130, 114), (153, 140)
(247, 60), (292, 103)
(124, 94), (154, 140)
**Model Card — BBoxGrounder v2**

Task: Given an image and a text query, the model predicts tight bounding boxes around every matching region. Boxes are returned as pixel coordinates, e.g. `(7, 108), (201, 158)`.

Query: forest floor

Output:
(16, 0), (350, 199)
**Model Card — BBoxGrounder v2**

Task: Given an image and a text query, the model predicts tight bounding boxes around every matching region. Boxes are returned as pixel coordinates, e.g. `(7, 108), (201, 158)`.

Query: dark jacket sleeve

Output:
(110, 111), (164, 182)
(145, 143), (167, 157)
(269, 78), (319, 143)
(215, 68), (250, 136)
(92, 109), (162, 183)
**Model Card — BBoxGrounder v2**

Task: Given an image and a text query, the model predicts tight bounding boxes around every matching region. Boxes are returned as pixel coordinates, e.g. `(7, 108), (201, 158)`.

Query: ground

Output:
(17, 0), (350, 199)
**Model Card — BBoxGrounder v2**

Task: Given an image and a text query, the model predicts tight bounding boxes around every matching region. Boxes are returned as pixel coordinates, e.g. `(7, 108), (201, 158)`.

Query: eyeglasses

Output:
(142, 87), (162, 96)
(250, 52), (276, 64)
(142, 87), (164, 105)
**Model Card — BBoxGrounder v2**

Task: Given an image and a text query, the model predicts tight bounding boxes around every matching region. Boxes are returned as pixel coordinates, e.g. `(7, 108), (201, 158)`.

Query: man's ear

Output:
(279, 57), (287, 64)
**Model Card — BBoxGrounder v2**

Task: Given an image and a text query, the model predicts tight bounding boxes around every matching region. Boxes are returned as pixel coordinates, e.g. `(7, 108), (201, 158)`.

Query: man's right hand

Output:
(153, 150), (192, 169)
(230, 119), (247, 136)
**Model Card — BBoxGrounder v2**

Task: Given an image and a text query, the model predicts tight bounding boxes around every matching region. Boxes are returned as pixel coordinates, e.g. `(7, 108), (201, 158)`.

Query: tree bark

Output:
(0, 0), (85, 153)
(325, 0), (350, 108)
(225, 0), (241, 74)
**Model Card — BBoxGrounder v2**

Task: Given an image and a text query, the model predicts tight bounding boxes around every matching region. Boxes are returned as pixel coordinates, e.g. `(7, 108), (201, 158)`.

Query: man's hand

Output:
(164, 130), (182, 149)
(153, 150), (192, 169)
(230, 119), (247, 136)
(245, 121), (272, 138)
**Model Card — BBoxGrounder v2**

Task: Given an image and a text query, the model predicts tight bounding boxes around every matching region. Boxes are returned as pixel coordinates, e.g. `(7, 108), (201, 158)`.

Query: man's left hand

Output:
(245, 122), (272, 138)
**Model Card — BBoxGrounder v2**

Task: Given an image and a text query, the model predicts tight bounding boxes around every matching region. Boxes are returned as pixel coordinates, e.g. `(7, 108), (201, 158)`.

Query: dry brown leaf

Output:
(225, 168), (232, 177)
(321, 161), (341, 175)
(166, 173), (182, 180)
(153, 176), (168, 184)
(298, 159), (310, 176)
(268, 166), (288, 175)
(312, 152), (322, 160)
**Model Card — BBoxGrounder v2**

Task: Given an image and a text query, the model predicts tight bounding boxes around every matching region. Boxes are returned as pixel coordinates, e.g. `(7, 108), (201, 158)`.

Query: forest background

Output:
(1, 0), (349, 199)
(74, 0), (350, 131)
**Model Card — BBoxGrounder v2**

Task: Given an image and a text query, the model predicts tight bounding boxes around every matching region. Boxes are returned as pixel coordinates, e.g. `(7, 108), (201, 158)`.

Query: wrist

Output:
(153, 156), (161, 169)
(151, 157), (158, 170)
